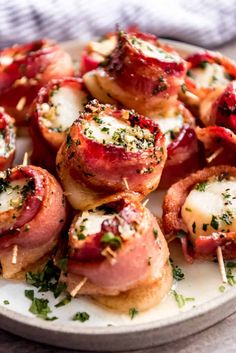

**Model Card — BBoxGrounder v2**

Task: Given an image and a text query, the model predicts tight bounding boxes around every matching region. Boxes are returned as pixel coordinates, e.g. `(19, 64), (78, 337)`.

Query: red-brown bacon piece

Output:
(181, 50), (236, 115)
(0, 39), (74, 125)
(64, 193), (171, 311)
(196, 125), (236, 167)
(151, 101), (201, 188)
(0, 165), (66, 278)
(0, 108), (16, 170)
(56, 100), (167, 210)
(30, 77), (89, 172)
(162, 165), (236, 261)
(83, 31), (187, 115)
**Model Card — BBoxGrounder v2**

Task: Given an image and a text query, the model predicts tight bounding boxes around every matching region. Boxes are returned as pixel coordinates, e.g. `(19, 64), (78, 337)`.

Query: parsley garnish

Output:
(171, 290), (195, 309)
(101, 232), (121, 249)
(129, 307), (139, 319)
(195, 182), (207, 192)
(25, 290), (57, 321)
(55, 294), (71, 308)
(153, 228), (158, 239)
(181, 84), (187, 94)
(170, 259), (184, 281)
(176, 229), (188, 238)
(192, 222), (196, 234)
(210, 215), (219, 230)
(3, 300), (9, 305)
(72, 311), (90, 322)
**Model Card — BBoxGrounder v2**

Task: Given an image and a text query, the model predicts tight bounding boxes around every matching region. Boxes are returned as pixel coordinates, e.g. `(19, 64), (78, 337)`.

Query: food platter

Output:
(0, 38), (235, 351)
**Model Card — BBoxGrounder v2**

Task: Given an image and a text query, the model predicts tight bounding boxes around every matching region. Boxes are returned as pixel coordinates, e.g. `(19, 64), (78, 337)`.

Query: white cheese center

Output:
(41, 86), (87, 131)
(129, 36), (180, 62)
(82, 114), (154, 152)
(0, 179), (27, 212)
(74, 210), (116, 237)
(153, 114), (183, 146)
(181, 179), (236, 242)
(189, 63), (230, 88)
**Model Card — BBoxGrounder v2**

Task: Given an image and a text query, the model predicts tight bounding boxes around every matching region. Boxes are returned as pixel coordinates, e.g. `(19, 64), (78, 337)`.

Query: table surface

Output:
(1, 39), (236, 353)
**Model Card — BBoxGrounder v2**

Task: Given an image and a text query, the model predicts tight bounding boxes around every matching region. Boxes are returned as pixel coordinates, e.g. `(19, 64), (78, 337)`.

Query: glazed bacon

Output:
(56, 100), (167, 210)
(83, 31), (187, 115)
(0, 165), (66, 278)
(196, 126), (236, 167)
(150, 101), (200, 188)
(65, 193), (171, 311)
(181, 50), (236, 114)
(30, 77), (89, 171)
(0, 39), (74, 125)
(200, 81), (236, 131)
(163, 165), (236, 261)
(0, 108), (16, 170)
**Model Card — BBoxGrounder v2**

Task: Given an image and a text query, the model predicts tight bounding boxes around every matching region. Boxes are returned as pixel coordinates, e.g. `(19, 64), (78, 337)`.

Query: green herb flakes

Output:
(72, 311), (90, 322)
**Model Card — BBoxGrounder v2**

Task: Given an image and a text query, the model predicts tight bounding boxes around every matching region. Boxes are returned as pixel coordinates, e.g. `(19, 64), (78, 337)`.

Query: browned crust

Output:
(162, 165), (236, 238)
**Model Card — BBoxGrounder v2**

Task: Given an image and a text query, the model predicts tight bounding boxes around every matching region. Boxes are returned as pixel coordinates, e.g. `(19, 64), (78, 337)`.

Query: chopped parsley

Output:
(101, 232), (122, 250)
(129, 307), (139, 319)
(202, 223), (208, 231)
(210, 215), (219, 230)
(199, 60), (209, 69)
(218, 285), (225, 293)
(181, 83), (187, 94)
(55, 295), (71, 308)
(25, 290), (57, 321)
(171, 290), (195, 309)
(226, 262), (236, 286)
(170, 259), (184, 281)
(72, 311), (90, 322)
(195, 182), (207, 192)
(66, 134), (72, 149)
(176, 229), (188, 238)
(153, 228), (158, 239)
(192, 222), (196, 234)
(219, 211), (233, 226)
(3, 300), (9, 305)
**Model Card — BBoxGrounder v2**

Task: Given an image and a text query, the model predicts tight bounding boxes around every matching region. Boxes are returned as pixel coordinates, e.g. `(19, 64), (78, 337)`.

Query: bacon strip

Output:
(0, 108), (16, 170)
(0, 165), (66, 278)
(162, 165), (236, 260)
(0, 39), (74, 125)
(56, 100), (167, 210)
(66, 194), (170, 296)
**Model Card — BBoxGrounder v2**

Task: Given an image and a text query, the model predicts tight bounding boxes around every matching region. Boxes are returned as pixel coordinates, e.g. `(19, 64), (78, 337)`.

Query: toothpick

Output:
(217, 246), (227, 283)
(16, 96), (26, 111)
(70, 277), (87, 297)
(142, 198), (149, 207)
(206, 147), (224, 164)
(11, 244), (18, 265)
(22, 152), (28, 166)
(123, 177), (129, 190)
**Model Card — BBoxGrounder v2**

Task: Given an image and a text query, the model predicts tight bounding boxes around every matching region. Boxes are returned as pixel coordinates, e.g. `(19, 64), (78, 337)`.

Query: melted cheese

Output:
(189, 63), (230, 88)
(153, 114), (183, 146)
(0, 179), (27, 212)
(41, 86), (88, 131)
(74, 210), (116, 237)
(181, 179), (236, 242)
(129, 36), (180, 62)
(82, 115), (154, 152)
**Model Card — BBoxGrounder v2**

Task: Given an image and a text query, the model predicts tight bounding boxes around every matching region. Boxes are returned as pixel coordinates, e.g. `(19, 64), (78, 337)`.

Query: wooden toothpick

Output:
(142, 198), (149, 207)
(22, 152), (29, 166)
(11, 244), (18, 265)
(206, 147), (224, 164)
(123, 177), (130, 190)
(217, 246), (227, 283)
(70, 277), (87, 297)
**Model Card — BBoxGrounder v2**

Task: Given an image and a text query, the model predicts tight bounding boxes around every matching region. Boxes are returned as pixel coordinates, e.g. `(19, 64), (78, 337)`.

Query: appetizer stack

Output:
(0, 28), (235, 314)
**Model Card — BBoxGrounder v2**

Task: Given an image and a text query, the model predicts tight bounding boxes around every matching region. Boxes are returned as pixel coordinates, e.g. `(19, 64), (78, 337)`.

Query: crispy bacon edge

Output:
(162, 165), (236, 261)
(0, 108), (16, 170)
(0, 165), (66, 278)
(0, 39), (74, 125)
(56, 101), (167, 210)
(60, 192), (172, 312)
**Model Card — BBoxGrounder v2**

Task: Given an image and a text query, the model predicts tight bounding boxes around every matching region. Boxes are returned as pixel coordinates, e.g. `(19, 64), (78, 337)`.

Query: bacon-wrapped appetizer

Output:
(181, 50), (236, 115)
(0, 108), (16, 170)
(30, 77), (89, 171)
(196, 125), (236, 167)
(63, 193), (172, 312)
(83, 31), (187, 115)
(163, 165), (236, 261)
(0, 39), (74, 125)
(150, 101), (200, 188)
(56, 100), (167, 210)
(0, 165), (66, 278)
(199, 81), (236, 129)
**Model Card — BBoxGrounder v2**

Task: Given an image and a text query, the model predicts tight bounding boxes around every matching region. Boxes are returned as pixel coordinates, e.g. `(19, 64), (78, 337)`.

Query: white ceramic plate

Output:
(0, 39), (236, 352)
